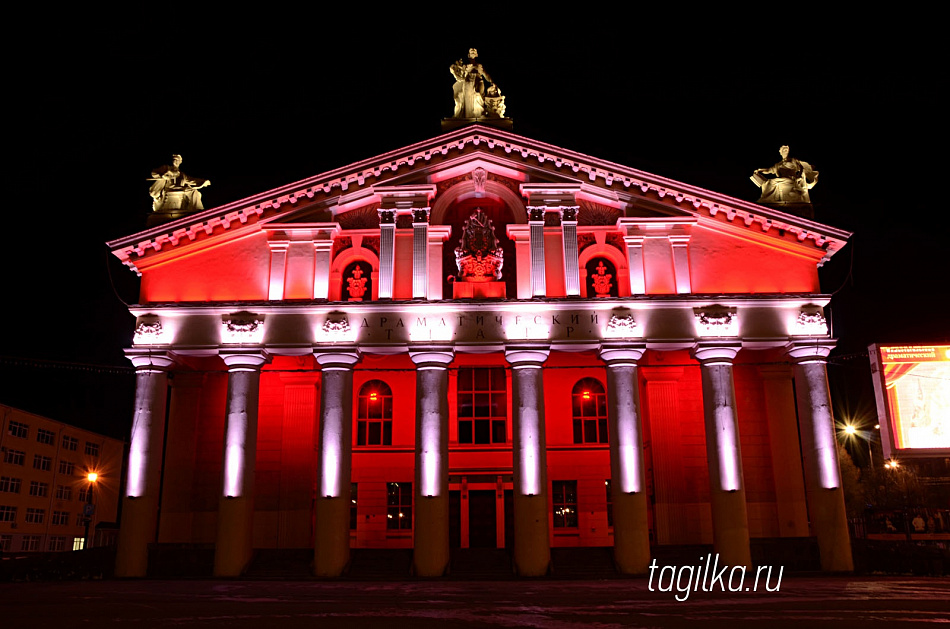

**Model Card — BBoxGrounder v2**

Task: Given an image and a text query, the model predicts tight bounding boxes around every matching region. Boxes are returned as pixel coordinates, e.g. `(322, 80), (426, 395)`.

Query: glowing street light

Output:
(83, 471), (99, 550)
(840, 421), (875, 470)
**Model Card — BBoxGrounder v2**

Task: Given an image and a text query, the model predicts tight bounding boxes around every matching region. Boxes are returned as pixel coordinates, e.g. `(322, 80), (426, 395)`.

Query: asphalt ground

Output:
(2, 576), (949, 628)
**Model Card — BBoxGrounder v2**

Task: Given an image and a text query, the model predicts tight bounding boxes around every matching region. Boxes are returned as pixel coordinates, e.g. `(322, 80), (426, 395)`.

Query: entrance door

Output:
(468, 490), (497, 548)
(449, 490), (461, 548)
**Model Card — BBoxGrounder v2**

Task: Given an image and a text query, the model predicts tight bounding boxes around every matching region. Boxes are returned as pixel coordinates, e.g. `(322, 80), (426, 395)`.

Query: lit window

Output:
(357, 381), (393, 446)
(21, 535), (40, 552)
(457, 367), (507, 445)
(34, 455), (52, 472)
(29, 481), (49, 498)
(62, 436), (79, 451)
(350, 483), (358, 530)
(84, 442), (100, 457)
(386, 482), (412, 530)
(73, 537), (85, 551)
(572, 378), (608, 444)
(552, 480), (578, 528)
(52, 511), (69, 526)
(0, 476), (21, 494)
(55, 485), (72, 500)
(36, 428), (56, 445)
(3, 450), (25, 466)
(58, 460), (75, 475)
(7, 421), (28, 439)
(25, 508), (45, 524)
(0, 506), (16, 522)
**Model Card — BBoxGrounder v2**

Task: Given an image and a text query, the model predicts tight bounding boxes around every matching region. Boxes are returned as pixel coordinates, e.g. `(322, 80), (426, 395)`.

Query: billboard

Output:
(870, 344), (950, 458)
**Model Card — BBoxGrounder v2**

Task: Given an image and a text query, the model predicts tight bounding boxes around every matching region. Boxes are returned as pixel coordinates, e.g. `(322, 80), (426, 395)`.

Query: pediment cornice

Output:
(108, 124), (851, 272)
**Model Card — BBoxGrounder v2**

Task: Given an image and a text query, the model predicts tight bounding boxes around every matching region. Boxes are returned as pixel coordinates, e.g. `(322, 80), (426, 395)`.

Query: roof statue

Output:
(147, 154), (211, 226)
(443, 49), (511, 131)
(751, 145), (818, 217)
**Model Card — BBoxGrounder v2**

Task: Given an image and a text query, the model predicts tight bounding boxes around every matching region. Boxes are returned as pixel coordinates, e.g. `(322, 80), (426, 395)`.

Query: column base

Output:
(513, 493), (551, 577)
(809, 488), (854, 572)
(612, 492), (651, 574)
(114, 495), (158, 578)
(413, 495), (449, 577)
(214, 495), (255, 577)
(314, 495), (351, 577)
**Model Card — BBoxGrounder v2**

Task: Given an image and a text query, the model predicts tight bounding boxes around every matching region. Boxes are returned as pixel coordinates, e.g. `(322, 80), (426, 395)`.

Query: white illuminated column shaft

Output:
(410, 349), (453, 577)
(378, 209), (396, 299)
(412, 209), (430, 299)
(788, 342), (854, 571)
(115, 352), (173, 578)
(267, 241), (289, 300)
(528, 208), (546, 297)
(600, 346), (651, 574)
(695, 344), (752, 568)
(214, 352), (266, 577)
(313, 350), (359, 577)
(506, 347), (551, 576)
(561, 207), (580, 297)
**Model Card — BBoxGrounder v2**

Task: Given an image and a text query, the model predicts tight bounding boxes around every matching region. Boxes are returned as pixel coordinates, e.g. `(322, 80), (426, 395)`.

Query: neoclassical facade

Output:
(109, 125), (853, 577)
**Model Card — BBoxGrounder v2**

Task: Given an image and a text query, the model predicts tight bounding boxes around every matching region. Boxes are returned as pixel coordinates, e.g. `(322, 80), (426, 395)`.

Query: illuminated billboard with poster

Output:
(869, 344), (950, 459)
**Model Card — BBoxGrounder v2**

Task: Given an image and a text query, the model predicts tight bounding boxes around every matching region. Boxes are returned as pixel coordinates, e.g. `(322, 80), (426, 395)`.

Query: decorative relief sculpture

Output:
(695, 310), (738, 337)
(221, 313), (264, 344)
(449, 48), (506, 120)
(346, 265), (368, 301)
(751, 145), (818, 208)
(794, 310), (828, 336)
(133, 318), (163, 344)
(590, 261), (614, 297)
(148, 154), (210, 213)
(455, 208), (504, 282)
(605, 314), (638, 338)
(322, 318), (351, 340)
(472, 167), (488, 195)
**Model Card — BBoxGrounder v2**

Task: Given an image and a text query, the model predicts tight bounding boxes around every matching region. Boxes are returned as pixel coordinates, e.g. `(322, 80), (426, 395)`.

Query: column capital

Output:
(219, 351), (269, 371)
(409, 347), (454, 368)
(313, 349), (360, 369)
(786, 340), (836, 363)
(377, 208), (397, 224)
(505, 345), (550, 368)
(411, 208), (431, 225)
(599, 343), (646, 366)
(692, 342), (742, 366)
(125, 349), (175, 371)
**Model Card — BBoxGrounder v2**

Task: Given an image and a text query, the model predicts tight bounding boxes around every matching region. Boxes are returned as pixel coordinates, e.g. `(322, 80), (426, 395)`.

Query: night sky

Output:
(5, 17), (945, 437)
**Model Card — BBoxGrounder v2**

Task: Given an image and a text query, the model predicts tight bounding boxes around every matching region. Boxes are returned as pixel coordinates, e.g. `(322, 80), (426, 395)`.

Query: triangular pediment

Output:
(108, 124), (851, 272)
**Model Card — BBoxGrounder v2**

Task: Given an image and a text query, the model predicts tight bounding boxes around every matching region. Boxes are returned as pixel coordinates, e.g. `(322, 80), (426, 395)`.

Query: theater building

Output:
(108, 123), (854, 577)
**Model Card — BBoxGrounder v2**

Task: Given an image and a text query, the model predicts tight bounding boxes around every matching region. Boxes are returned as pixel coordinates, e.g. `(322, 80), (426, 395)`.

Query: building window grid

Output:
(8, 421), (28, 439)
(25, 508), (45, 524)
(34, 455), (52, 472)
(62, 436), (79, 451)
(84, 442), (100, 457)
(36, 428), (56, 445)
(78, 487), (90, 503)
(457, 367), (507, 445)
(386, 482), (412, 530)
(356, 381), (393, 446)
(21, 535), (40, 552)
(0, 506), (16, 522)
(552, 480), (578, 528)
(572, 378), (608, 444)
(4, 449), (25, 466)
(56, 485), (72, 500)
(73, 537), (84, 551)
(29, 481), (49, 498)
(58, 460), (75, 475)
(52, 510), (69, 526)
(0, 476), (21, 494)
(49, 536), (66, 552)
(0, 534), (11, 551)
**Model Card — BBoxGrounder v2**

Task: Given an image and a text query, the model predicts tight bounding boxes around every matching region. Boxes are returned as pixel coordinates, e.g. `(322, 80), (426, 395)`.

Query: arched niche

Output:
(329, 239), (380, 301)
(578, 239), (629, 298)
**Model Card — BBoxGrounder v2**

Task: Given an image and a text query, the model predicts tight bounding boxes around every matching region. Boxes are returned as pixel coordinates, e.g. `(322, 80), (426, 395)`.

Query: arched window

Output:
(357, 380), (392, 446)
(585, 257), (619, 298)
(572, 378), (607, 444)
(342, 260), (373, 302)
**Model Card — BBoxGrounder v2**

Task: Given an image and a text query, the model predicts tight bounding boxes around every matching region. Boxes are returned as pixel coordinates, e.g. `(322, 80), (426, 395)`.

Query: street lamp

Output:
(840, 422), (875, 470)
(83, 472), (98, 550)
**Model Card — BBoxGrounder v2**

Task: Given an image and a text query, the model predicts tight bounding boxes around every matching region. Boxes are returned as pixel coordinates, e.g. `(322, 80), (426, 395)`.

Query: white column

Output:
(427, 226), (451, 300)
(787, 342), (854, 572)
(624, 235), (645, 295)
(670, 235), (692, 294)
(506, 346), (551, 576)
(214, 351), (267, 577)
(313, 239), (334, 300)
(528, 207), (546, 297)
(599, 344), (651, 574)
(693, 343), (751, 568)
(412, 209), (430, 299)
(410, 348), (454, 576)
(561, 206), (580, 297)
(267, 241), (289, 301)
(313, 349), (360, 577)
(378, 209), (396, 299)
(115, 351), (174, 578)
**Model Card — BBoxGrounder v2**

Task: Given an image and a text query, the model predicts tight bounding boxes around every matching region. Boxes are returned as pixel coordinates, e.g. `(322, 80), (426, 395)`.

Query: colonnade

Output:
(114, 341), (853, 578)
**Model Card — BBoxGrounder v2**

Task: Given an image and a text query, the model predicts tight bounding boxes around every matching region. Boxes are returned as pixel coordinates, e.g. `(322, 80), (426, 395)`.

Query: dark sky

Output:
(5, 16), (945, 434)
